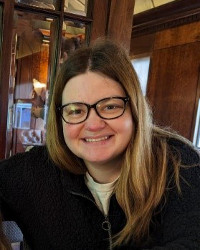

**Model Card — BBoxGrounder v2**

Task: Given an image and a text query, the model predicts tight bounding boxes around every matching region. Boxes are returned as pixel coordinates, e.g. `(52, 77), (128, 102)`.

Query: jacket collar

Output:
(60, 168), (94, 199)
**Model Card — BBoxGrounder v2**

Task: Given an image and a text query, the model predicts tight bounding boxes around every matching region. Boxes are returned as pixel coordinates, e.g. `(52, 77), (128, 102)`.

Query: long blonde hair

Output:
(46, 39), (192, 246)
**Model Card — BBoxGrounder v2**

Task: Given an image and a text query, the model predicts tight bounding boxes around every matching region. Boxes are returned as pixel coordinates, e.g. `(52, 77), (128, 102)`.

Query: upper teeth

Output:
(85, 136), (109, 142)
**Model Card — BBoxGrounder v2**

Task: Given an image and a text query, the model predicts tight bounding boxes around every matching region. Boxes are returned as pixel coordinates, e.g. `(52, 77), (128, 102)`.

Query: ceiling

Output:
(66, 0), (178, 15)
(134, 0), (177, 14)
(66, 0), (178, 16)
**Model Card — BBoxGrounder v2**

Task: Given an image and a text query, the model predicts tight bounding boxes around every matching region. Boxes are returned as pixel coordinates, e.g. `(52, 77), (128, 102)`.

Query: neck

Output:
(84, 159), (121, 184)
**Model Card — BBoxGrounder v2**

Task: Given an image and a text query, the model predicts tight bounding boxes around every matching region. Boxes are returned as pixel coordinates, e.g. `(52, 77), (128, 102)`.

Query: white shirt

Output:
(84, 172), (118, 215)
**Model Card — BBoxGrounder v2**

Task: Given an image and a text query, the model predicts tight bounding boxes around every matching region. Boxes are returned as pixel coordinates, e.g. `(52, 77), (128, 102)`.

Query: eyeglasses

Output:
(58, 96), (129, 124)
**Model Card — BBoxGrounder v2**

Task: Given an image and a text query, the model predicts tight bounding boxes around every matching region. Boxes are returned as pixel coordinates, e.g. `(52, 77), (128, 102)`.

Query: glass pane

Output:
(59, 20), (86, 65)
(15, 0), (59, 11)
(64, 0), (88, 16)
(7, 11), (56, 154)
(193, 99), (200, 148)
(132, 57), (150, 96)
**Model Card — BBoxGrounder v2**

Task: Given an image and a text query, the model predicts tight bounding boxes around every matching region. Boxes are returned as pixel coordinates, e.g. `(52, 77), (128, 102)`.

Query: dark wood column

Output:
(0, 1), (14, 159)
(90, 0), (135, 51)
(107, 0), (135, 50)
(90, 0), (109, 40)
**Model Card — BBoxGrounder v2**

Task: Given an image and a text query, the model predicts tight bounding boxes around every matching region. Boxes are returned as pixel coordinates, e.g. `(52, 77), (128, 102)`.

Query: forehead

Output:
(62, 71), (125, 104)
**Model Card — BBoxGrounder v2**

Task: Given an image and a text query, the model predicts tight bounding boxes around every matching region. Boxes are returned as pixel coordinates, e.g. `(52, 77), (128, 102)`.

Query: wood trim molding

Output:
(132, 0), (200, 37)
(14, 3), (93, 23)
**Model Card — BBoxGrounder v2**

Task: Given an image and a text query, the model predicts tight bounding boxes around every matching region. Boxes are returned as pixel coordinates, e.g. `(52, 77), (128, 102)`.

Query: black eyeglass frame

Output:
(58, 96), (130, 124)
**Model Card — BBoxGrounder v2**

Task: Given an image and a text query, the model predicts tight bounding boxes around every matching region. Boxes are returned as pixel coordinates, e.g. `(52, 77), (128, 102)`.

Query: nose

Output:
(84, 108), (106, 131)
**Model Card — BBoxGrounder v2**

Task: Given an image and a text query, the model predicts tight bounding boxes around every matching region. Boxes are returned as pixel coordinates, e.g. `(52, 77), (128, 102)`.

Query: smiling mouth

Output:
(84, 136), (111, 142)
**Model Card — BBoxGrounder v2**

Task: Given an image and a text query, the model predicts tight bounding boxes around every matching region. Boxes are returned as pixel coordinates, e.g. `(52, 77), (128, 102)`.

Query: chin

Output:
(83, 155), (120, 166)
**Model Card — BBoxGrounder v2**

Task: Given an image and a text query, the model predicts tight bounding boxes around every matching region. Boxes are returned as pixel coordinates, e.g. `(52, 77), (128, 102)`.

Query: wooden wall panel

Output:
(154, 21), (200, 49)
(147, 42), (200, 140)
(130, 33), (155, 57)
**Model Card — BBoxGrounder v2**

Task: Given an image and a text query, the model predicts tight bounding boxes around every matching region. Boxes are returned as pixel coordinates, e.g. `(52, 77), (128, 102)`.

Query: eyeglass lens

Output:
(61, 97), (127, 124)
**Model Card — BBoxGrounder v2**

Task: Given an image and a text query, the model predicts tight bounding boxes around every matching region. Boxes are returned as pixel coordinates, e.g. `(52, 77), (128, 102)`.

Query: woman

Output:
(0, 39), (200, 250)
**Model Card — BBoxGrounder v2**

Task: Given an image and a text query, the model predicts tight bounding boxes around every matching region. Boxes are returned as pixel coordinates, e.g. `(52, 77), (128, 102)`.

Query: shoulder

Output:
(166, 138), (200, 195)
(0, 146), (61, 200)
(0, 146), (52, 183)
(0, 146), (62, 221)
(0, 146), (48, 168)
(167, 137), (200, 166)
(156, 138), (200, 247)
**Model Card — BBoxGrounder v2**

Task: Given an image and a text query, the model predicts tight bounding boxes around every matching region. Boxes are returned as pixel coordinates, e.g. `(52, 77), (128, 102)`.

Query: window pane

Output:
(59, 20), (86, 65)
(15, 0), (59, 11)
(7, 11), (56, 154)
(193, 99), (200, 148)
(64, 0), (88, 16)
(132, 57), (150, 96)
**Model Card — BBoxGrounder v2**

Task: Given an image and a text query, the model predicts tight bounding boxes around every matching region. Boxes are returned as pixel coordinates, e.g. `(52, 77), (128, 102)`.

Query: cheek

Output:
(122, 117), (134, 141)
(62, 122), (80, 144)
(123, 115), (134, 129)
(120, 109), (134, 133)
(109, 112), (134, 142)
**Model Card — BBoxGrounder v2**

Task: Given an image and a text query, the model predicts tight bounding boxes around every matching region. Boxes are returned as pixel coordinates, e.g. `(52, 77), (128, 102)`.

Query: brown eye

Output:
(67, 109), (84, 116)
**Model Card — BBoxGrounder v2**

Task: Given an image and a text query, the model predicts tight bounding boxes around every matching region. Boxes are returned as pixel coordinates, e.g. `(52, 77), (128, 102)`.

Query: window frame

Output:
(0, 0), (93, 158)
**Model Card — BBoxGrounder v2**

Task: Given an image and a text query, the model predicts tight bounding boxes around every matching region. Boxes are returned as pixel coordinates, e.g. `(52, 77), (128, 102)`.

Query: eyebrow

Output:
(62, 96), (127, 105)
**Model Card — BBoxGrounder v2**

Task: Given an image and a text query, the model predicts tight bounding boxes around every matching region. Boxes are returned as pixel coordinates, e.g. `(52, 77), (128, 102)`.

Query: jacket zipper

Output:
(68, 190), (113, 250)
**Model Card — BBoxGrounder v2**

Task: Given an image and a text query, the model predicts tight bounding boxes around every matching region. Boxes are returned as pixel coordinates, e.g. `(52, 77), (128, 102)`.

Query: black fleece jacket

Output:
(0, 139), (200, 250)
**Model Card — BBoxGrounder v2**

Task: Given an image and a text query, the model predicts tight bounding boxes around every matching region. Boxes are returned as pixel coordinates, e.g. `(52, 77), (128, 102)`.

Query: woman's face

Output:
(61, 71), (134, 169)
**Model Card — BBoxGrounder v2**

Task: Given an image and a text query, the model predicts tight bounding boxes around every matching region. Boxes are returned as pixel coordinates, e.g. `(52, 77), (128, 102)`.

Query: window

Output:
(7, 11), (56, 153)
(1, 0), (92, 157)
